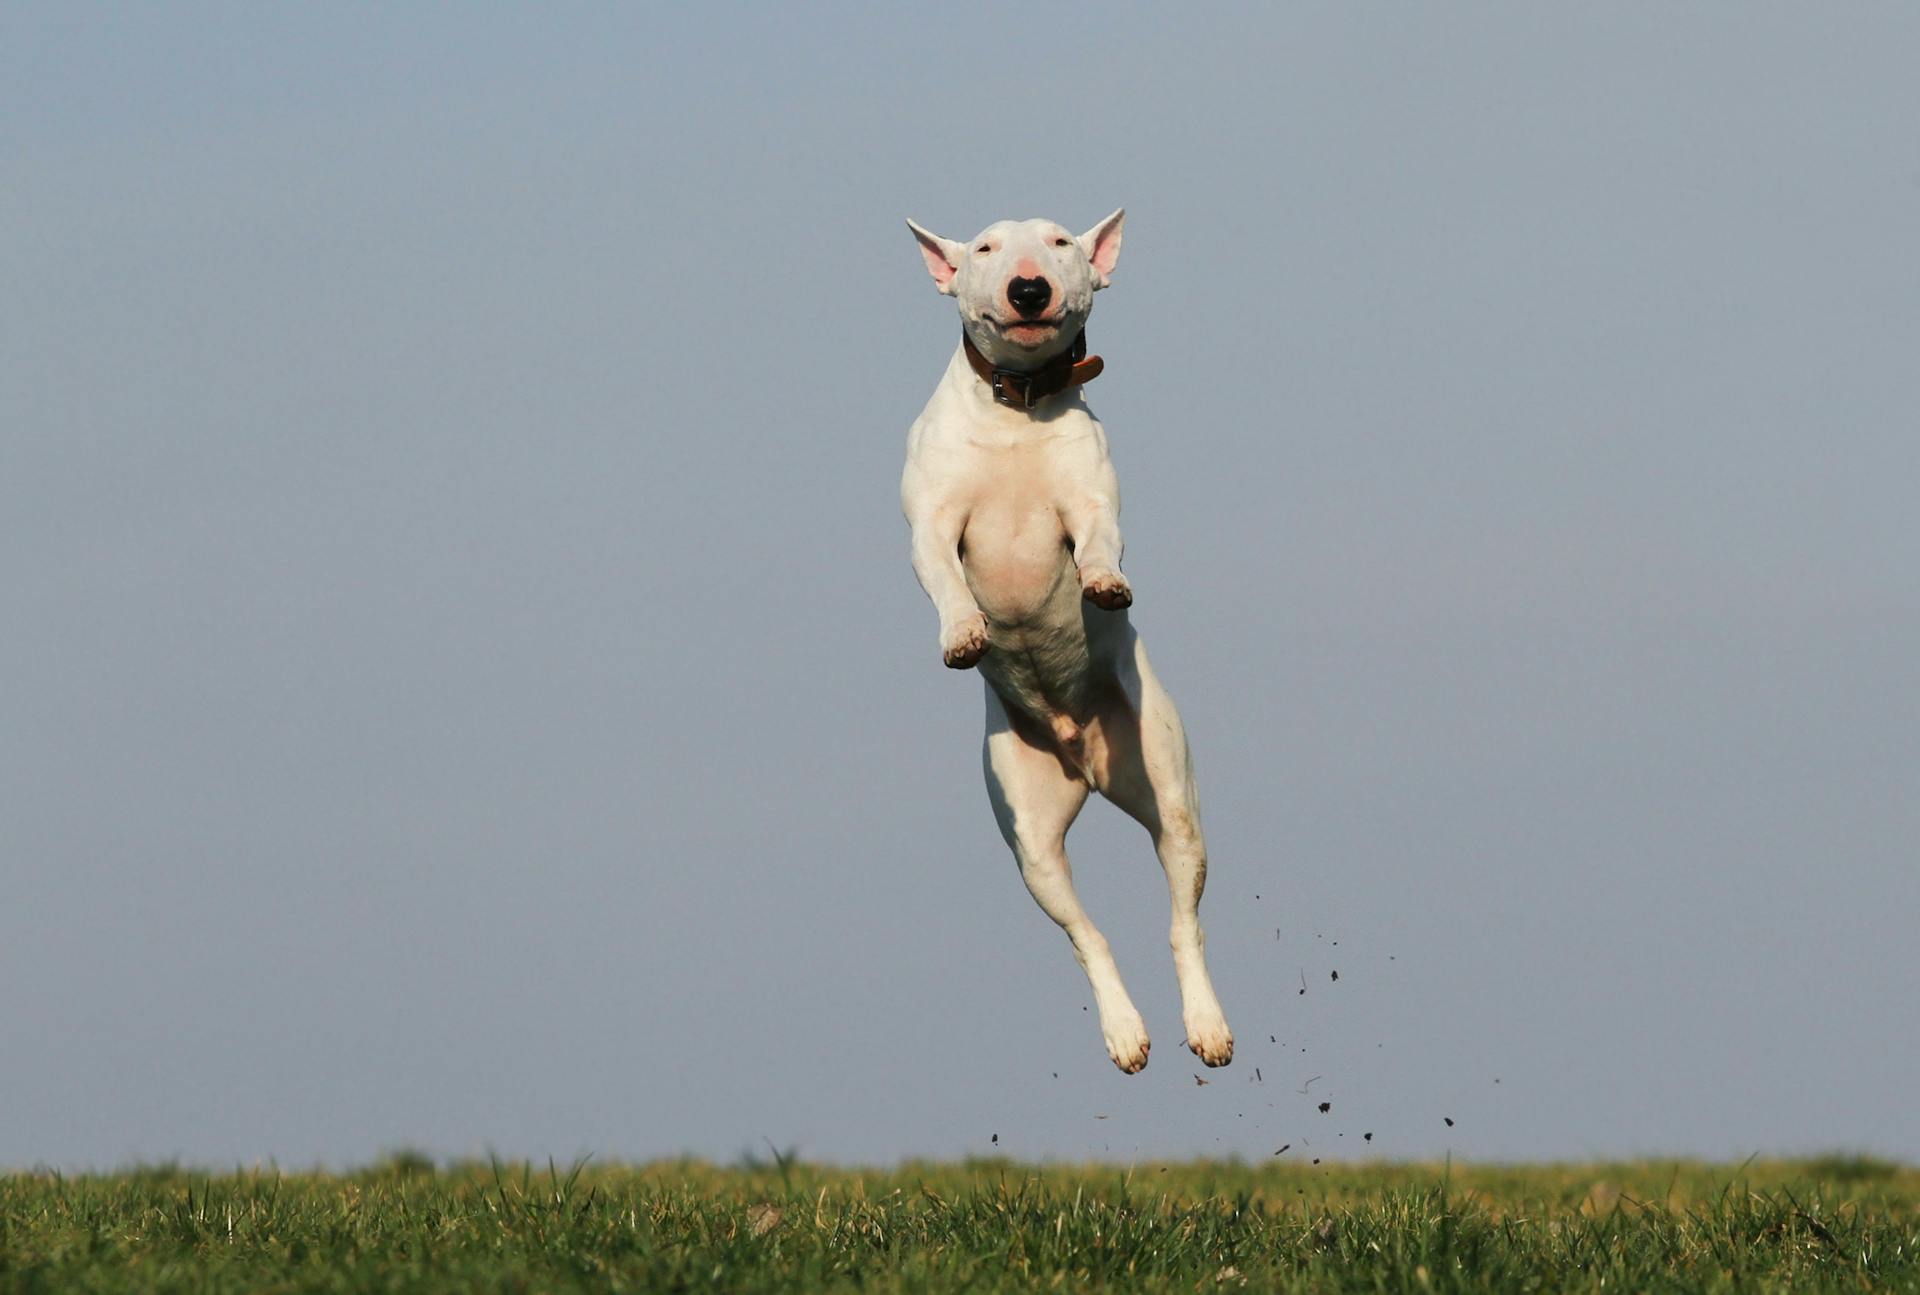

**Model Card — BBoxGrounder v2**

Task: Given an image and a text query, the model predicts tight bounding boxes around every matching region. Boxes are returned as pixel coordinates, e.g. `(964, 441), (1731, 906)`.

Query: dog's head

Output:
(906, 210), (1124, 370)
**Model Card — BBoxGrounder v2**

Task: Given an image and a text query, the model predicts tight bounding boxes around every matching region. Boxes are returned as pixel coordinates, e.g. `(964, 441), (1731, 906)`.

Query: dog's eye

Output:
(1054, 238), (1071, 247)
(977, 244), (992, 254)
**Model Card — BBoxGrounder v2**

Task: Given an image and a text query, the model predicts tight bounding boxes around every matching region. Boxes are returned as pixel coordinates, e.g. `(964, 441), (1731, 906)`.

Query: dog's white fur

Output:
(900, 211), (1233, 1073)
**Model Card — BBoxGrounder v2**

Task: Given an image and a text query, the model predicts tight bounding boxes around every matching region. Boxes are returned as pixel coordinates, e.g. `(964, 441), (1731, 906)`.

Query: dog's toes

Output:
(940, 615), (990, 669)
(1079, 569), (1133, 611)
(1184, 1017), (1234, 1068)
(1103, 1014), (1152, 1074)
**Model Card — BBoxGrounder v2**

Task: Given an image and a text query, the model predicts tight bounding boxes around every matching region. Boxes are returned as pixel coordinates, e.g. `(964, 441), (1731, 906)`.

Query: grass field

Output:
(3, 1156), (1915, 1292)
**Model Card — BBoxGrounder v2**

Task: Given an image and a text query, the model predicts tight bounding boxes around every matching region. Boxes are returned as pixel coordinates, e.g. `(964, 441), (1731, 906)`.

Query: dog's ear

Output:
(1078, 208), (1125, 289)
(906, 219), (964, 295)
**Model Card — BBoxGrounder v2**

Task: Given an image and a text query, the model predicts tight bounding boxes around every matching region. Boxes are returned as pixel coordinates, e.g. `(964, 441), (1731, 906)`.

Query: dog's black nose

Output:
(1007, 277), (1052, 319)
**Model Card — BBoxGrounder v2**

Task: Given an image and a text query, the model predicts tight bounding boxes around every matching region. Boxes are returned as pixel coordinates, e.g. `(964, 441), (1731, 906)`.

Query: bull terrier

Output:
(900, 210), (1233, 1073)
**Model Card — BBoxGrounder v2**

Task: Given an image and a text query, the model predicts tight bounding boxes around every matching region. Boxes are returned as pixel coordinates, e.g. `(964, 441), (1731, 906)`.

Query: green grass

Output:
(3, 1156), (1916, 1292)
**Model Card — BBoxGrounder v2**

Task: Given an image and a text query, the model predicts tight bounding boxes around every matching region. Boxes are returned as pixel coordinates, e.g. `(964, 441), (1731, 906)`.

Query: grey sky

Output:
(3, 4), (1916, 1171)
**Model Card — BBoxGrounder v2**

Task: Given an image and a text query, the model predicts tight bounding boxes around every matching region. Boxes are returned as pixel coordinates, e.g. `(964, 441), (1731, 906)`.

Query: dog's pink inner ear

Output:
(919, 241), (958, 290)
(1082, 208), (1125, 285)
(908, 221), (961, 293)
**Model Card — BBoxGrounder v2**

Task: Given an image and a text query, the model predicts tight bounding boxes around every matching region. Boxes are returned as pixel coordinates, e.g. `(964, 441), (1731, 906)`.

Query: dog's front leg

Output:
(906, 503), (989, 669)
(1063, 483), (1132, 611)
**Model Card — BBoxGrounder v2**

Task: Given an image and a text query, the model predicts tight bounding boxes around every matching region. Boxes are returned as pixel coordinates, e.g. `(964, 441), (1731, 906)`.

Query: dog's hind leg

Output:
(1092, 634), (1234, 1067)
(983, 687), (1152, 1074)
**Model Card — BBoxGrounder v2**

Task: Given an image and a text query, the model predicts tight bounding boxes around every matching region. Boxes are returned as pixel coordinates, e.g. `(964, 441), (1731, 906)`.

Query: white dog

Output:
(900, 210), (1233, 1073)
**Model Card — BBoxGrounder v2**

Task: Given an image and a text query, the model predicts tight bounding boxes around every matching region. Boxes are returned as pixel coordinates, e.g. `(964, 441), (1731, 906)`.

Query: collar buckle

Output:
(989, 369), (1035, 410)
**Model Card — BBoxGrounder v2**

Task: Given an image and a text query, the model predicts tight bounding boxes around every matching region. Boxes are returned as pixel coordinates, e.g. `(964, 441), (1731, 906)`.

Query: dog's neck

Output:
(961, 330), (1105, 411)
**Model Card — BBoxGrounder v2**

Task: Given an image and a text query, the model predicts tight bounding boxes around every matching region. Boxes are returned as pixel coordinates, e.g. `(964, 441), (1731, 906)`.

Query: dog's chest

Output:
(948, 441), (1077, 622)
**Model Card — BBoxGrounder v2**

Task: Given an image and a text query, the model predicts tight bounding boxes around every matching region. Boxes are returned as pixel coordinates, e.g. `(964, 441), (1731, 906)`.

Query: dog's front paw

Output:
(1080, 568), (1133, 611)
(940, 613), (990, 669)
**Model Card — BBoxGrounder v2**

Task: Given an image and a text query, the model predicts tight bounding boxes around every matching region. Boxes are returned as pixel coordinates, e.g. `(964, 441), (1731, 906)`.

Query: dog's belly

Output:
(979, 612), (1094, 718)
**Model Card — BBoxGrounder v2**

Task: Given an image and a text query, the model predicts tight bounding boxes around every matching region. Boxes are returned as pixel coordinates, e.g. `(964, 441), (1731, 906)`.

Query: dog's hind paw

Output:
(1080, 568), (1133, 611)
(940, 613), (990, 669)
(1184, 1015), (1234, 1068)
(1103, 1012), (1152, 1074)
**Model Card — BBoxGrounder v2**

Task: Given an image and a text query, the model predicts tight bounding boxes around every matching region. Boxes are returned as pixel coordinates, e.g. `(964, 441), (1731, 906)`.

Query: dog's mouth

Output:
(992, 316), (1064, 341)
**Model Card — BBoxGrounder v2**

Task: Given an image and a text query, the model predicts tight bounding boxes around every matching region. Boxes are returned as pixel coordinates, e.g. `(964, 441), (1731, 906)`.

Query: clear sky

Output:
(3, 3), (1916, 1171)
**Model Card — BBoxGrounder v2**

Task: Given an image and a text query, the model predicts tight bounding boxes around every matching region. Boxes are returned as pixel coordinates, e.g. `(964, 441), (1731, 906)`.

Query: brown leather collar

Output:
(962, 328), (1105, 410)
